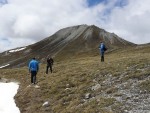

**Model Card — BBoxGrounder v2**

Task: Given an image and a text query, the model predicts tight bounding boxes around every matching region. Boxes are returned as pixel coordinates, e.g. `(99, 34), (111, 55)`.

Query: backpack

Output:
(103, 46), (107, 51)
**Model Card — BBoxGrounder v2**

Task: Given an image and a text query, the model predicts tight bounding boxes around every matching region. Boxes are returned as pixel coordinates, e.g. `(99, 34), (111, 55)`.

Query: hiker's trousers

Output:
(46, 64), (52, 74)
(31, 71), (37, 84)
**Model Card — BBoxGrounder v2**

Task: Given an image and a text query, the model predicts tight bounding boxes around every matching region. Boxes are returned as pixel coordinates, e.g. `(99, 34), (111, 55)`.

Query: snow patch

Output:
(0, 82), (20, 113)
(0, 64), (10, 69)
(9, 47), (26, 53)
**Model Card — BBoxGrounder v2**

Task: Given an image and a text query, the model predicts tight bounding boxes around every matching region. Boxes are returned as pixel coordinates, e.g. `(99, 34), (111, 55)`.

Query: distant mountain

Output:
(0, 25), (135, 68)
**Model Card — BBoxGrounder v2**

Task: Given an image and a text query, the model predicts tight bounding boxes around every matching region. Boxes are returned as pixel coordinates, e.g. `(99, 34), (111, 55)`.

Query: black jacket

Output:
(47, 58), (54, 66)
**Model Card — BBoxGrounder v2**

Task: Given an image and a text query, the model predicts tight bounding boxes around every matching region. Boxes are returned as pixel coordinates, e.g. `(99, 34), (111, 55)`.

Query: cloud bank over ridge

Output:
(0, 0), (150, 52)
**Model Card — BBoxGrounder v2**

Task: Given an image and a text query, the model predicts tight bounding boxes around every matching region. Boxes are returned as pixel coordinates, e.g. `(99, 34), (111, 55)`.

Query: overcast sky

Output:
(0, 0), (150, 52)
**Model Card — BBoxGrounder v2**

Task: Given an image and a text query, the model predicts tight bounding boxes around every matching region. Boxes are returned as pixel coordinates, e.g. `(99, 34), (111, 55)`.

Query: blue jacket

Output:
(28, 59), (39, 72)
(99, 43), (105, 52)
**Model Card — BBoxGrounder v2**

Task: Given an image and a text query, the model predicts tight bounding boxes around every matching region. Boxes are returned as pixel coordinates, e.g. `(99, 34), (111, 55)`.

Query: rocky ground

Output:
(91, 63), (150, 113)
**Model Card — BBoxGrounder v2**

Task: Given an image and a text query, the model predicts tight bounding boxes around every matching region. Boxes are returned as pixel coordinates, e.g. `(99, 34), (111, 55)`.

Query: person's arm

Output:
(28, 62), (31, 73)
(103, 44), (107, 51)
(37, 62), (39, 72)
(99, 44), (101, 49)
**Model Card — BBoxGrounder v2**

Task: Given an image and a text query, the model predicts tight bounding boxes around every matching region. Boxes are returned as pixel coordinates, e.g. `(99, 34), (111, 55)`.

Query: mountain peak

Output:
(0, 25), (135, 68)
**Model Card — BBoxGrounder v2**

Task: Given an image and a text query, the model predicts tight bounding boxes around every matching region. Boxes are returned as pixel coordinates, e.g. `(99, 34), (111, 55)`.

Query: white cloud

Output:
(101, 0), (150, 44)
(0, 37), (34, 52)
(0, 0), (150, 52)
(13, 14), (46, 39)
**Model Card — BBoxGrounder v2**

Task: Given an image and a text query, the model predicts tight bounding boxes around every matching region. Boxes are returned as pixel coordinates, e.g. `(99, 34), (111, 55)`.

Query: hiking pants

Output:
(101, 52), (104, 62)
(101, 56), (104, 62)
(46, 64), (52, 74)
(31, 71), (37, 84)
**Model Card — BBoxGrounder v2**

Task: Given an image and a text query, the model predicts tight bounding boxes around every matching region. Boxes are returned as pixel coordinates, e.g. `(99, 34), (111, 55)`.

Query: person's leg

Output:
(101, 56), (103, 62)
(46, 65), (49, 74)
(102, 55), (104, 62)
(50, 64), (52, 73)
(31, 71), (34, 84)
(33, 75), (36, 84)
(101, 52), (104, 62)
(32, 71), (37, 84)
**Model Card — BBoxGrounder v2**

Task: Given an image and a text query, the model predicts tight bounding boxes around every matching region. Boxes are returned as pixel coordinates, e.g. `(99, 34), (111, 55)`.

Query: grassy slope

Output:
(0, 45), (150, 113)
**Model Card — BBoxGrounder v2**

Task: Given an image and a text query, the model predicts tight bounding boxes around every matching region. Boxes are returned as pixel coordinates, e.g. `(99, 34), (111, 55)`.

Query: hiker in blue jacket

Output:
(28, 57), (39, 84)
(99, 42), (107, 62)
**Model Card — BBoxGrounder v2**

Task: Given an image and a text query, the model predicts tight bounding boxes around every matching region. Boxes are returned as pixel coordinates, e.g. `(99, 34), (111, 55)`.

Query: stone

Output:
(42, 101), (49, 107)
(85, 93), (91, 99)
(91, 84), (101, 90)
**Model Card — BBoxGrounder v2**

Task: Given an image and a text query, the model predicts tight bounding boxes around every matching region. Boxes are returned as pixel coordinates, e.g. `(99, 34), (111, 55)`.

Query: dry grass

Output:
(0, 45), (150, 113)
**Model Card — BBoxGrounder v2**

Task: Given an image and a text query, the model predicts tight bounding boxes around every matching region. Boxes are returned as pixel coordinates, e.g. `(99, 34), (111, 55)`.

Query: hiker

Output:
(99, 42), (107, 62)
(46, 57), (54, 74)
(28, 57), (39, 84)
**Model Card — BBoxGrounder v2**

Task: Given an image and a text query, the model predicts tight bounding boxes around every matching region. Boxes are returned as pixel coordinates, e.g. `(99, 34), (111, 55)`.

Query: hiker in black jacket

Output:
(46, 57), (54, 74)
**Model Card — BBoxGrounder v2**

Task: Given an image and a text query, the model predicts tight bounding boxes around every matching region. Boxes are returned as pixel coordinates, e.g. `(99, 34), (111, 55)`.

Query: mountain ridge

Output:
(0, 24), (135, 68)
